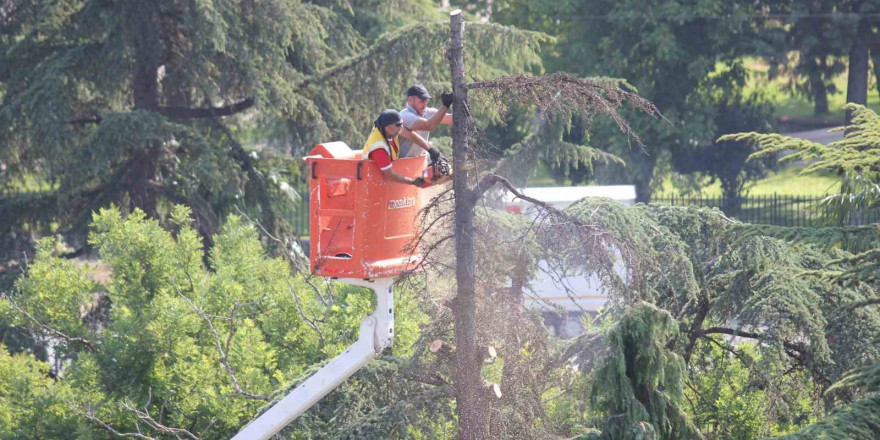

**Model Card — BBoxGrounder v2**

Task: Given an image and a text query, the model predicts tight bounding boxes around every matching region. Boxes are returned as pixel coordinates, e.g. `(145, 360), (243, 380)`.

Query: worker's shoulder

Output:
(400, 107), (419, 122)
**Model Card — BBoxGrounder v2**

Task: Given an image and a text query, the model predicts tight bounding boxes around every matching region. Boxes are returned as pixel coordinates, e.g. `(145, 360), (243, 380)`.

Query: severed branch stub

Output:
(430, 339), (456, 355)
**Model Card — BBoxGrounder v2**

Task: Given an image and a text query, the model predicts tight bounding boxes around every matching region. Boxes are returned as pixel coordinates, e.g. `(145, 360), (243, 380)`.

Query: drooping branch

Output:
(155, 98), (254, 120)
(1, 291), (97, 353)
(474, 173), (631, 256)
(466, 73), (661, 144)
(839, 297), (880, 311)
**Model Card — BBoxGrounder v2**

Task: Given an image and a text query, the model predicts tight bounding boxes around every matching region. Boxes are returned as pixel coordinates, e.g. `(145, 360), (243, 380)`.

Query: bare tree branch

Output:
(695, 326), (809, 355)
(175, 283), (270, 401)
(1, 291), (97, 353)
(77, 394), (203, 440)
(155, 98), (254, 120)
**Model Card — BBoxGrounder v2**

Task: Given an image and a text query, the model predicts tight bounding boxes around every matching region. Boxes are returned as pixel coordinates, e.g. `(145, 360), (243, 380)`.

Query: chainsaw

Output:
(419, 157), (453, 187)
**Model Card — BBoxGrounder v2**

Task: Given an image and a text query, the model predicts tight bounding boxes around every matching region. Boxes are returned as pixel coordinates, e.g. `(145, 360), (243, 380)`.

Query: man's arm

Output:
(381, 167), (421, 186)
(409, 105), (450, 132)
(399, 126), (433, 152)
(370, 149), (422, 186)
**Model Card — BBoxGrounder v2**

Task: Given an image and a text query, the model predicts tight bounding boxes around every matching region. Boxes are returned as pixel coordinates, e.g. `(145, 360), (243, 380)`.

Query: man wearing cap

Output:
(363, 109), (432, 187)
(398, 84), (453, 161)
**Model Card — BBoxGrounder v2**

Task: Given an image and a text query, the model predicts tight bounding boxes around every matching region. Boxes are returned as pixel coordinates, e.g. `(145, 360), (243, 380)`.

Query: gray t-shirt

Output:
(398, 103), (439, 158)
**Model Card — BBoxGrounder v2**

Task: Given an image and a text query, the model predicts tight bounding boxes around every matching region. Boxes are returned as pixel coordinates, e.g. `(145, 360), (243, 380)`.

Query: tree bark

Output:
(846, 19), (871, 126)
(128, 4), (162, 216)
(448, 10), (484, 440)
(809, 58), (829, 115)
(131, 4), (161, 111)
(872, 52), (880, 103)
(634, 156), (656, 204)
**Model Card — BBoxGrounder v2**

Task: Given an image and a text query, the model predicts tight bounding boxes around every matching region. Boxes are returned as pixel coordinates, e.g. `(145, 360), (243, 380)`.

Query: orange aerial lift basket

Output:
(305, 142), (423, 279)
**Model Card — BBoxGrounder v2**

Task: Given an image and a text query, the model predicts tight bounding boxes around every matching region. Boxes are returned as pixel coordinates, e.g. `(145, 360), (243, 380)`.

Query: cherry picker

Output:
(231, 141), (442, 439)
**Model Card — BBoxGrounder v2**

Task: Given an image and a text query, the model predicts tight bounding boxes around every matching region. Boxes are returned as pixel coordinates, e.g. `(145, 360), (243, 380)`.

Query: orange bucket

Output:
(305, 142), (424, 279)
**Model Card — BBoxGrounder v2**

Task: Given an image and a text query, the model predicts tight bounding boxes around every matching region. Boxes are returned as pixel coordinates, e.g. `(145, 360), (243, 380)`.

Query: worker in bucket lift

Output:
(363, 109), (437, 187)
(398, 84), (453, 161)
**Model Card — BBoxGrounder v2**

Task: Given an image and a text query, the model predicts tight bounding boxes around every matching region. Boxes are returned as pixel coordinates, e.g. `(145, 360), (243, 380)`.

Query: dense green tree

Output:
(719, 103), (880, 439)
(1, 205), (432, 438)
(482, 0), (780, 203)
(0, 0), (547, 271)
(0, 347), (77, 439)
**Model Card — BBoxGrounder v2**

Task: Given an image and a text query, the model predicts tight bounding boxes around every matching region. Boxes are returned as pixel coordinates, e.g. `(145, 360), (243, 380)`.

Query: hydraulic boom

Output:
(230, 278), (394, 440)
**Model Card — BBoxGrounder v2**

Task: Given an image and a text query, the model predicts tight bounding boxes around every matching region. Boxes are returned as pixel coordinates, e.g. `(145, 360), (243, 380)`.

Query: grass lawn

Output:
(527, 161), (839, 197)
(655, 165), (840, 198)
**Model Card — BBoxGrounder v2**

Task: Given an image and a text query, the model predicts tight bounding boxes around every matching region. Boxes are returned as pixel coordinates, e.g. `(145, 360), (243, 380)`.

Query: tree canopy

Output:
(1, 3), (879, 440)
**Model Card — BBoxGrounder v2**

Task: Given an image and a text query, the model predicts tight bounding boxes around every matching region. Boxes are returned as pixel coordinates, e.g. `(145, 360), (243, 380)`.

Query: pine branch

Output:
(154, 98), (254, 120)
(466, 72), (661, 146)
(68, 116), (103, 125)
(838, 297), (880, 310)
(719, 104), (880, 174)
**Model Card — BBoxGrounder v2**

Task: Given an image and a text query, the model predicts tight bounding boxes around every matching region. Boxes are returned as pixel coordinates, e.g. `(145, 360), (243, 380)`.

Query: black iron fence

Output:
(291, 204), (310, 236)
(289, 193), (879, 235)
(652, 194), (880, 226)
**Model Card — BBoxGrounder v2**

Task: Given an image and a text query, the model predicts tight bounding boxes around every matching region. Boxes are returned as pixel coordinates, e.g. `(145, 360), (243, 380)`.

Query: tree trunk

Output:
(846, 19), (871, 126)
(131, 5), (161, 111)
(448, 10), (484, 440)
(634, 157), (656, 204)
(809, 58), (829, 115)
(128, 4), (163, 216)
(720, 177), (743, 217)
(872, 53), (880, 103)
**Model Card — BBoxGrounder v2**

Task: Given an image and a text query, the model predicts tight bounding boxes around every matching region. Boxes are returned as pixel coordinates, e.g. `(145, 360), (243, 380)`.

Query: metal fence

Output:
(289, 193), (879, 233)
(291, 204), (310, 236)
(653, 194), (880, 226)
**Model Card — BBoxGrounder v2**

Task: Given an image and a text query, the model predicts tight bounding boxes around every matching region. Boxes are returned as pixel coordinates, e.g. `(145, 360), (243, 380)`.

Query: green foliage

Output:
(489, 0), (780, 201)
(9, 238), (100, 351)
(0, 347), (77, 439)
(767, 396), (880, 440)
(560, 199), (879, 438)
(590, 303), (701, 440)
(687, 341), (814, 440)
(1, 205), (433, 439)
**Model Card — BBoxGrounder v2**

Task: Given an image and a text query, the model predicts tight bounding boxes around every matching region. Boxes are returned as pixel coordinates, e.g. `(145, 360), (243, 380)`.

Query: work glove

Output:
(441, 91), (454, 108)
(411, 177), (426, 187)
(428, 147), (442, 165)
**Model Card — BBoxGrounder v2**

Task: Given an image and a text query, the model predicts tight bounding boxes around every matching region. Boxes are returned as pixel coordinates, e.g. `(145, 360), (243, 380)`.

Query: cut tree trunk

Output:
(448, 10), (485, 440)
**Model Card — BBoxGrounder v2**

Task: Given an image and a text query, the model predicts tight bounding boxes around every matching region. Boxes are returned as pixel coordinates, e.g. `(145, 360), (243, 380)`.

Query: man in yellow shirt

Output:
(363, 109), (436, 187)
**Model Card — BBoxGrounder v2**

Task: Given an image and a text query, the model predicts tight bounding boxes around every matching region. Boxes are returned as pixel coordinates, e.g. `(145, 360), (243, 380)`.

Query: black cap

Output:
(374, 109), (402, 128)
(406, 84), (432, 100)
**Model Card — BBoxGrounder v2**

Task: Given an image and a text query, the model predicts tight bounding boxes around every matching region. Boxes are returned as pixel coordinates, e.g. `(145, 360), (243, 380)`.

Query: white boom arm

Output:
(231, 277), (395, 440)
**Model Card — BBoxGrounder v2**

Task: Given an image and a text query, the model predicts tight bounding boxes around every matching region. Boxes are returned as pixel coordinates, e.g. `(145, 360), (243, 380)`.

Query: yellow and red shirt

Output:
(362, 126), (400, 170)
